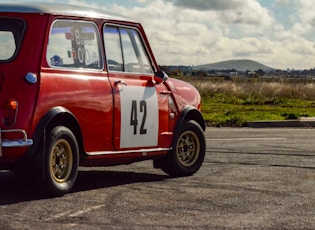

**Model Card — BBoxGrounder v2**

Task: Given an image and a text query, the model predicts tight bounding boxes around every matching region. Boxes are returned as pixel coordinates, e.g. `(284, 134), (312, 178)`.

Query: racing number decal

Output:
(120, 86), (158, 148)
(130, 100), (147, 135)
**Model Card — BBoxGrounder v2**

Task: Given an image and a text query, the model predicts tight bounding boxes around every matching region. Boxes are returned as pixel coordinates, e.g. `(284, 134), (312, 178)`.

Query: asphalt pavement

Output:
(2, 128), (315, 229)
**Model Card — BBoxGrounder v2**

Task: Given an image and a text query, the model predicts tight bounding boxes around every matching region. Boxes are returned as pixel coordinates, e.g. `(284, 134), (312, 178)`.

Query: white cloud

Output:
(114, 0), (288, 68)
(220, 0), (273, 26)
(130, 0), (315, 69)
(296, 0), (315, 33)
(167, 0), (245, 11)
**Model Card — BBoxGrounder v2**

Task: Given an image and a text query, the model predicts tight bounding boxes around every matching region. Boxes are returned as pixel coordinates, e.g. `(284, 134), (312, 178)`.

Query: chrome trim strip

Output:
(161, 132), (173, 136)
(87, 147), (170, 156)
(1, 129), (28, 141)
(0, 129), (33, 157)
(2, 139), (33, 147)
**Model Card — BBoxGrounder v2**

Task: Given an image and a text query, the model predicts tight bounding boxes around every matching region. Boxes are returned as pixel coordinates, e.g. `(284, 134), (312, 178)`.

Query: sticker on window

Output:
(51, 55), (63, 66)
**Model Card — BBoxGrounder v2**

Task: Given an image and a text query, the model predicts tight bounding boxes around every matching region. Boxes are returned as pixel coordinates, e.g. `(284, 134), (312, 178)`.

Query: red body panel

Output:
(0, 13), (48, 158)
(35, 69), (114, 152)
(166, 78), (201, 112)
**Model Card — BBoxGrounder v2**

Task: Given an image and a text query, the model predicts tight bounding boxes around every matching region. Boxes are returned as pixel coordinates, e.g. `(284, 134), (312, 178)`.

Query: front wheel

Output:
(157, 120), (205, 177)
(43, 126), (79, 196)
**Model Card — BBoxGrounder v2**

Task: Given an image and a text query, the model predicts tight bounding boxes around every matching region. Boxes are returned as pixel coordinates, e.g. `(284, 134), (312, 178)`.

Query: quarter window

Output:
(47, 20), (102, 69)
(104, 26), (153, 74)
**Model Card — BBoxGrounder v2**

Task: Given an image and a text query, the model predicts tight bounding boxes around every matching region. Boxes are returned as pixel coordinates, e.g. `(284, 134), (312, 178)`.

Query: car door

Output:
(41, 19), (114, 152)
(104, 25), (170, 151)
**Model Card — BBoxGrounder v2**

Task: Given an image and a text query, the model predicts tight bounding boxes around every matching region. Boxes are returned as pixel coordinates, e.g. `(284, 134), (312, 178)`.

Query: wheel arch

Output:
(27, 106), (85, 158)
(172, 105), (205, 148)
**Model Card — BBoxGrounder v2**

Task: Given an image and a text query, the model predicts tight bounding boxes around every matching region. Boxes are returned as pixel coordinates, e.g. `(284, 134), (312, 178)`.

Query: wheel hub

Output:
(177, 131), (200, 167)
(50, 139), (73, 183)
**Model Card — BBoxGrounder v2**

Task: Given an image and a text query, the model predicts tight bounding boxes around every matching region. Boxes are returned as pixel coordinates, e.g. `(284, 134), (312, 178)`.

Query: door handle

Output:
(114, 80), (127, 86)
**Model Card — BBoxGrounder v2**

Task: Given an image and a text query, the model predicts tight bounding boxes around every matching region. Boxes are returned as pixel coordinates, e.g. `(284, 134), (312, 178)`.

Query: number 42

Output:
(130, 100), (147, 135)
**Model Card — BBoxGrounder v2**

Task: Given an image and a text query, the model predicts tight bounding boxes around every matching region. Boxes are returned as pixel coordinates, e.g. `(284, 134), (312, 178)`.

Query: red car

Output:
(0, 3), (206, 196)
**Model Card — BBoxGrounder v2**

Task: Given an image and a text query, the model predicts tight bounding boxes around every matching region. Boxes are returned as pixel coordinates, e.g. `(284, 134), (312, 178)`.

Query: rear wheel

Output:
(156, 120), (205, 176)
(43, 126), (79, 196)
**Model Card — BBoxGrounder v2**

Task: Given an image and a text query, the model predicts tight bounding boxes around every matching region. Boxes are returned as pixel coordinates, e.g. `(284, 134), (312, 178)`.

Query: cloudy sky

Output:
(3, 0), (315, 70)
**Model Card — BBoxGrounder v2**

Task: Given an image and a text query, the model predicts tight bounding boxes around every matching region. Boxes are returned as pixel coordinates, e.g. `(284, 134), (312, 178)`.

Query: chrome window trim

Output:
(103, 23), (157, 74)
(47, 19), (104, 71)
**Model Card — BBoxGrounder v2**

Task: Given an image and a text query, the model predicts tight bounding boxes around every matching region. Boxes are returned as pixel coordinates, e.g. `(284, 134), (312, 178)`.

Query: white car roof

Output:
(0, 2), (135, 22)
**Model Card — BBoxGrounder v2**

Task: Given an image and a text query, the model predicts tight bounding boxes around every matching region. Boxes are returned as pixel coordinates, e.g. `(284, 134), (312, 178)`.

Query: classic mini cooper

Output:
(0, 3), (206, 196)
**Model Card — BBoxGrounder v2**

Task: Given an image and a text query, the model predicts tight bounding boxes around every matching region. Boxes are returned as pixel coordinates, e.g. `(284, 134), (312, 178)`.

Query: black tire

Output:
(43, 126), (79, 196)
(158, 120), (205, 177)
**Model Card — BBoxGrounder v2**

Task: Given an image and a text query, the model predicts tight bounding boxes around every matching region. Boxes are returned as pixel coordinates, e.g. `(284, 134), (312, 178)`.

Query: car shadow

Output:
(0, 169), (170, 205)
(72, 169), (169, 193)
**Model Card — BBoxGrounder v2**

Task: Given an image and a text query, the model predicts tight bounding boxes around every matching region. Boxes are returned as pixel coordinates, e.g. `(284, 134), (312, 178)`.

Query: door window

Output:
(104, 26), (153, 74)
(103, 27), (123, 71)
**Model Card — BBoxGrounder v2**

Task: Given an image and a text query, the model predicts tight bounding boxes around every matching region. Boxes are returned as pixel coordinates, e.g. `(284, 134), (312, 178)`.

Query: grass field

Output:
(179, 76), (315, 126)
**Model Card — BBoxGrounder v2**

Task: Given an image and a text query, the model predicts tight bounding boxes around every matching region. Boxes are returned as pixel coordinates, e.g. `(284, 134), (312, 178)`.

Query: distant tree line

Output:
(160, 65), (315, 79)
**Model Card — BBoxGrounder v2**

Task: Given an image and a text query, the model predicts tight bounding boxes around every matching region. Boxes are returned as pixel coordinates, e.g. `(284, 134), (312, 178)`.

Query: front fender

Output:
(172, 105), (205, 148)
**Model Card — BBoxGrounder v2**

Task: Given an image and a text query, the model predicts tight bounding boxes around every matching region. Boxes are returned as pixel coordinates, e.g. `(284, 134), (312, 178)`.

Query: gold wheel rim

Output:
(176, 131), (200, 167)
(49, 139), (73, 183)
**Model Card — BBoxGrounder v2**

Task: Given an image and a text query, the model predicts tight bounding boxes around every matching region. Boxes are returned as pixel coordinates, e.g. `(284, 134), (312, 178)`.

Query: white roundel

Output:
(119, 86), (159, 148)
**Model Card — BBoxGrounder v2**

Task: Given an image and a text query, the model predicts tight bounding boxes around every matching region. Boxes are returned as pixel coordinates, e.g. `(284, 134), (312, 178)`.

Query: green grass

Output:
(202, 95), (315, 126)
(177, 76), (315, 127)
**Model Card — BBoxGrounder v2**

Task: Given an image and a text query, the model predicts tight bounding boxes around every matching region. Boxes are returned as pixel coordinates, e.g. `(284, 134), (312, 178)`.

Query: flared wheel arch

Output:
(171, 105), (205, 150)
(153, 105), (206, 175)
(27, 106), (84, 160)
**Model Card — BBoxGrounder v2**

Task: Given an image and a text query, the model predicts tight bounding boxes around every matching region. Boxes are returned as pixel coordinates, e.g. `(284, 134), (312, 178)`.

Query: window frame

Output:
(0, 17), (26, 62)
(103, 23), (155, 74)
(47, 19), (104, 71)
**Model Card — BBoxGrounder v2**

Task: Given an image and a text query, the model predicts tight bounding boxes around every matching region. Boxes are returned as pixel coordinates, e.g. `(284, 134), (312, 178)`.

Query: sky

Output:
(3, 0), (315, 70)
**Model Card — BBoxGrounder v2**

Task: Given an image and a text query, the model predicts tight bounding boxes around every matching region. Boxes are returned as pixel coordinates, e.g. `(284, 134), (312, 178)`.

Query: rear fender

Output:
(15, 107), (83, 182)
(26, 106), (83, 158)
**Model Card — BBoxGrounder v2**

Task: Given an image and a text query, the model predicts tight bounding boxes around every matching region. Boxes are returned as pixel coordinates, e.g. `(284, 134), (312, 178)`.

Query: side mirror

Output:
(155, 70), (168, 82)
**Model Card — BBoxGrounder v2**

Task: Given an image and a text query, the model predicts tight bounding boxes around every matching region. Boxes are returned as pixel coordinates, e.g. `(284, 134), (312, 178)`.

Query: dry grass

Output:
(177, 76), (315, 126)
(189, 77), (315, 101)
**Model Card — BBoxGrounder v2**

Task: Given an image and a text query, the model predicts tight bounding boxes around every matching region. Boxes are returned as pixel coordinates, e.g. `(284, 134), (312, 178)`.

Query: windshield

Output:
(0, 18), (25, 61)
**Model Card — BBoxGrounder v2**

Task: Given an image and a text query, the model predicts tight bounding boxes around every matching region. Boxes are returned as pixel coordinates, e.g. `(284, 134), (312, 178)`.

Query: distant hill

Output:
(195, 59), (274, 72)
